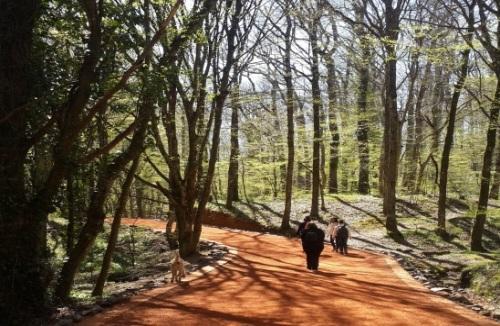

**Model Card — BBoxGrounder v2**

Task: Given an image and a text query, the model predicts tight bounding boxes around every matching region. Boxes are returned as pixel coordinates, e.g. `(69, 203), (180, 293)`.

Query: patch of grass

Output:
(489, 214), (500, 229)
(463, 260), (500, 303)
(260, 191), (363, 203)
(325, 193), (363, 203)
(352, 217), (383, 230)
(402, 228), (452, 250)
(449, 215), (500, 250)
(70, 285), (95, 305)
(465, 205), (500, 220)
(442, 251), (496, 266)
(398, 215), (434, 227)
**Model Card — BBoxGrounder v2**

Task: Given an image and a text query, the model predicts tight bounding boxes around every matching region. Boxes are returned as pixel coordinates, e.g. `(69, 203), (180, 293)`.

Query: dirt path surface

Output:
(81, 219), (497, 326)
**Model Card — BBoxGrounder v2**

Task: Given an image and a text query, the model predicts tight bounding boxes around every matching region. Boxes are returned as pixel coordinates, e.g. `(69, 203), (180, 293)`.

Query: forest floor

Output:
(53, 194), (499, 324)
(49, 222), (230, 325)
(206, 193), (500, 319)
(80, 219), (498, 326)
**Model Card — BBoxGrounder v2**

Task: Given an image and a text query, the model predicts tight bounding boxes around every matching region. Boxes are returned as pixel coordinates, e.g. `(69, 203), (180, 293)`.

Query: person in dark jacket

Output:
(300, 222), (325, 272)
(296, 215), (311, 238)
(334, 219), (350, 255)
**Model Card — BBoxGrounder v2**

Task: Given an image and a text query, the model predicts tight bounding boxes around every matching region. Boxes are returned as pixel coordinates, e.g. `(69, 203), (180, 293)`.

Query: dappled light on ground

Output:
(81, 219), (496, 326)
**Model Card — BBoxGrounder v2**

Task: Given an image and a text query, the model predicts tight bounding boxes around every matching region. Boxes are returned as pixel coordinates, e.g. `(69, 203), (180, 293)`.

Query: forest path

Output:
(81, 219), (496, 326)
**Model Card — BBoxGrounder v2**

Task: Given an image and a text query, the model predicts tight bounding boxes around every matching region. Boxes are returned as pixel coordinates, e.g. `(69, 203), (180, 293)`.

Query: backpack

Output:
(336, 225), (348, 239)
(304, 230), (319, 243)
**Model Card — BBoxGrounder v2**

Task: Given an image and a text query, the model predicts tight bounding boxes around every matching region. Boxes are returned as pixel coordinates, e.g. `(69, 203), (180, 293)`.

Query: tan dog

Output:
(170, 249), (186, 283)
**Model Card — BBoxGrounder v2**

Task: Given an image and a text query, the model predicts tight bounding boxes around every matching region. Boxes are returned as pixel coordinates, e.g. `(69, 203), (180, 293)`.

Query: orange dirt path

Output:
(81, 219), (497, 326)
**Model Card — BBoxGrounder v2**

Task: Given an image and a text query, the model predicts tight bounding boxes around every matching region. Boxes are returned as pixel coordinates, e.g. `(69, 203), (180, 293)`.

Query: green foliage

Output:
(463, 260), (500, 303)
(47, 212), (167, 300)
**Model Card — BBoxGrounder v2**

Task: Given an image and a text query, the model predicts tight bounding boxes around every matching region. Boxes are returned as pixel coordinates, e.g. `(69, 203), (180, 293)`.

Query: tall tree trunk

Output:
(431, 66), (445, 155)
(67, 173), (75, 253)
(402, 46), (420, 191)
(413, 60), (432, 193)
(296, 104), (309, 189)
(128, 192), (136, 217)
(163, 0), (238, 258)
(270, 79), (282, 198)
(382, 1), (402, 239)
(326, 56), (340, 194)
(378, 142), (385, 196)
(403, 100), (416, 189)
(92, 157), (140, 297)
(427, 65), (448, 191)
(180, 113), (188, 159)
(489, 132), (500, 199)
(378, 65), (386, 196)
(437, 23), (472, 235)
(471, 81), (500, 251)
(0, 1), (44, 323)
(226, 85), (240, 208)
(135, 178), (145, 218)
(309, 19), (321, 218)
(282, 10), (294, 231)
(274, 84), (287, 195)
(355, 4), (370, 194)
(320, 108), (327, 195)
(143, 0), (216, 259)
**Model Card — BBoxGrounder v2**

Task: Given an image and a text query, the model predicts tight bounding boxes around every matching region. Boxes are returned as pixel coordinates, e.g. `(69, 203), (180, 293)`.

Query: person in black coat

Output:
(300, 222), (325, 272)
(335, 219), (350, 255)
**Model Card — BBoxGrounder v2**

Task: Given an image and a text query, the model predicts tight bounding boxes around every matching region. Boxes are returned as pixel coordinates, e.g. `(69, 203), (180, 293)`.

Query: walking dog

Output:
(170, 249), (186, 283)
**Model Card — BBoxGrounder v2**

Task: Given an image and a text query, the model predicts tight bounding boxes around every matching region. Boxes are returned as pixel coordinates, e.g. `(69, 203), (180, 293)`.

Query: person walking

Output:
(301, 223), (325, 272)
(334, 219), (350, 255)
(326, 217), (339, 251)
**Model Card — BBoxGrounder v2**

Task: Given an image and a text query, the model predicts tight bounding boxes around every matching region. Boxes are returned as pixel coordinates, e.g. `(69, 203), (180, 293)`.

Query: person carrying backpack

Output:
(300, 222), (325, 272)
(326, 217), (339, 251)
(334, 219), (350, 255)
